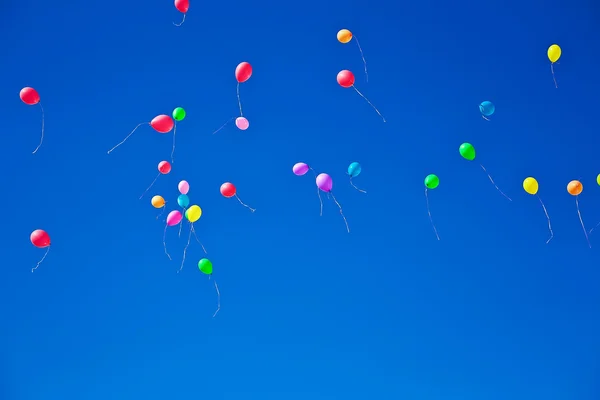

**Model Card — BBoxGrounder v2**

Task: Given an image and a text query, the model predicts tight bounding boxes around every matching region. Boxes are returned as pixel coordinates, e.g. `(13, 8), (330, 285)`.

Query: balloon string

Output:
(173, 12), (186, 26)
(212, 278), (221, 318)
(31, 246), (50, 273)
(354, 35), (368, 83)
(352, 86), (386, 122)
(32, 102), (45, 154)
(588, 221), (600, 235)
(236, 82), (243, 117)
(349, 177), (367, 193)
(212, 117), (234, 135)
(192, 225), (207, 254)
(108, 122), (146, 154)
(309, 167), (323, 216)
(235, 194), (255, 212)
(550, 63), (558, 88)
(425, 188), (440, 241)
(482, 115), (490, 121)
(156, 204), (167, 219)
(139, 173), (161, 200)
(178, 224), (193, 273)
(575, 196), (591, 248)
(163, 224), (172, 260)
(329, 192), (350, 233)
(178, 207), (186, 237)
(171, 123), (177, 163)
(479, 164), (512, 201)
(537, 195), (554, 244)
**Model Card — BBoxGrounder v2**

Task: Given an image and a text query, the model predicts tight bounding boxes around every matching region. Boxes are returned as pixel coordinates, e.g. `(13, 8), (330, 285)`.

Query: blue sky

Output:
(1, 0), (599, 398)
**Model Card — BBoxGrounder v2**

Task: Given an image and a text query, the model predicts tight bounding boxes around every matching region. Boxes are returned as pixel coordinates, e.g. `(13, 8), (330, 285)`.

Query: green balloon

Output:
(424, 174), (439, 189)
(198, 258), (213, 275)
(459, 142), (476, 161)
(173, 107), (186, 121)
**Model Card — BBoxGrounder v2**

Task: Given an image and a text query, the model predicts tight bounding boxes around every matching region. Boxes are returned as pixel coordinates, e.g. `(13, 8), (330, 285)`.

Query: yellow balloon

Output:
(547, 44), (561, 63)
(337, 29), (352, 44)
(597, 174), (600, 186)
(186, 205), (202, 223)
(523, 177), (539, 195)
(151, 195), (165, 208)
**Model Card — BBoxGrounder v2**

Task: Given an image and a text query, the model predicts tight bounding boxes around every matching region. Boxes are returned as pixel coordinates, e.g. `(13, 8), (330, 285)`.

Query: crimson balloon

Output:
(235, 62), (253, 83)
(174, 0), (189, 13)
(20, 87), (40, 105)
(220, 182), (236, 198)
(30, 229), (50, 248)
(150, 115), (174, 133)
(336, 70), (355, 88)
(158, 161), (172, 174)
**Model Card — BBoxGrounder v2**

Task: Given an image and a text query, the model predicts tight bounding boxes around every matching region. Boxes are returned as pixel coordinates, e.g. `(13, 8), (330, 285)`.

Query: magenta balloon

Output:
(316, 173), (333, 192)
(166, 210), (183, 226)
(178, 180), (189, 195)
(235, 117), (249, 130)
(293, 162), (309, 176)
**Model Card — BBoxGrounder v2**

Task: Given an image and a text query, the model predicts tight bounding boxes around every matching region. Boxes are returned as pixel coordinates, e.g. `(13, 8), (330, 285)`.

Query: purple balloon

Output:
(293, 162), (309, 176)
(316, 173), (333, 192)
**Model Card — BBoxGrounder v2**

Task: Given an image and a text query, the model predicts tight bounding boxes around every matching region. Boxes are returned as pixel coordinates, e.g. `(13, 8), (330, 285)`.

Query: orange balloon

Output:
(337, 29), (352, 44)
(567, 180), (583, 196)
(151, 195), (165, 208)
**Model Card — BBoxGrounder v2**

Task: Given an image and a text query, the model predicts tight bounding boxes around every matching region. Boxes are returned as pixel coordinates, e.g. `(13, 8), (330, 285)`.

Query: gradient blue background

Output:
(1, 0), (599, 398)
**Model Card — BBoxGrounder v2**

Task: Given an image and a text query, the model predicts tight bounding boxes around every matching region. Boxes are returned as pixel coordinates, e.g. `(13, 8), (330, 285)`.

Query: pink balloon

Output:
(178, 180), (189, 194)
(293, 162), (309, 176)
(166, 210), (183, 226)
(316, 173), (333, 192)
(235, 117), (249, 130)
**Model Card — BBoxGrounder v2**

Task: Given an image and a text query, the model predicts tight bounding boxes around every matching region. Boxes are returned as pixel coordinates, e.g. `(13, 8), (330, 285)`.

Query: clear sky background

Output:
(1, 0), (599, 399)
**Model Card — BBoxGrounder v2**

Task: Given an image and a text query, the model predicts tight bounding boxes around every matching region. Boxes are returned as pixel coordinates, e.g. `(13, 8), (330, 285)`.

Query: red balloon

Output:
(174, 0), (189, 13)
(220, 182), (236, 198)
(336, 70), (355, 88)
(20, 87), (40, 105)
(235, 62), (252, 83)
(30, 229), (50, 248)
(158, 161), (171, 174)
(150, 115), (174, 133)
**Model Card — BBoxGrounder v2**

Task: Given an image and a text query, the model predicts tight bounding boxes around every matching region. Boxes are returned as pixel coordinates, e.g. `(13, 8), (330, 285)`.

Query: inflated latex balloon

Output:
(178, 180), (189, 194)
(158, 161), (171, 174)
(220, 182), (236, 198)
(108, 114), (174, 154)
(186, 205), (202, 222)
(459, 143), (476, 161)
(337, 70), (355, 88)
(567, 180), (583, 196)
(347, 162), (361, 178)
(151, 195), (166, 208)
(479, 101), (495, 120)
(597, 174), (600, 186)
(173, 107), (186, 121)
(177, 194), (190, 208)
(337, 29), (352, 43)
(235, 117), (249, 130)
(424, 174), (439, 189)
(167, 210), (183, 226)
(173, 0), (189, 26)
(31, 229), (50, 248)
(293, 162), (309, 176)
(235, 62), (252, 83)
(523, 177), (538, 195)
(547, 44), (561, 88)
(316, 173), (333, 192)
(20, 87), (45, 154)
(198, 258), (213, 274)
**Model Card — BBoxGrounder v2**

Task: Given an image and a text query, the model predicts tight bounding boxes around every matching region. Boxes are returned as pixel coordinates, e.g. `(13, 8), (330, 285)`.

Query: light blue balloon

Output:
(348, 162), (362, 178)
(479, 101), (495, 117)
(177, 194), (190, 208)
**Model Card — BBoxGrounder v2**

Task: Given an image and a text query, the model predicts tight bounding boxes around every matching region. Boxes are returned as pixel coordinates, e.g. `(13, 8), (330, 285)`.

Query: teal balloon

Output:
(479, 101), (495, 117)
(177, 194), (190, 208)
(348, 162), (362, 178)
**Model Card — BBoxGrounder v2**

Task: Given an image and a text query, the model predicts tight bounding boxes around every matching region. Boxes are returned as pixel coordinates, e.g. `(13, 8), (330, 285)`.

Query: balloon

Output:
(459, 143), (476, 161)
(235, 62), (252, 83)
(316, 173), (333, 192)
(30, 229), (50, 248)
(235, 117), (249, 130)
(337, 29), (352, 44)
(567, 180), (582, 196)
(597, 174), (600, 186)
(167, 210), (183, 226)
(173, 107), (186, 121)
(337, 70), (355, 88)
(186, 205), (202, 222)
(151, 195), (165, 208)
(220, 182), (236, 198)
(177, 194), (190, 208)
(424, 174), (439, 189)
(150, 115), (174, 133)
(174, 0), (189, 13)
(293, 162), (309, 176)
(20, 87), (40, 105)
(347, 162), (361, 178)
(158, 161), (171, 174)
(548, 44), (561, 63)
(479, 101), (495, 117)
(178, 180), (189, 194)
(198, 258), (213, 275)
(523, 177), (538, 195)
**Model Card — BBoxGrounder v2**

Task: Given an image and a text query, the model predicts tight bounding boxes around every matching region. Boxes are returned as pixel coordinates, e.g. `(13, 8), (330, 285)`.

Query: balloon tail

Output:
(482, 115), (490, 121)
(192, 225), (207, 254)
(479, 164), (512, 201)
(309, 167), (323, 216)
(354, 35), (368, 82)
(330, 192), (350, 233)
(178, 217), (183, 237)
(575, 197), (591, 248)
(236, 82), (243, 117)
(178, 224), (193, 273)
(171, 123), (177, 163)
(211, 117), (234, 135)
(349, 177), (367, 193)
(163, 224), (172, 260)
(108, 122), (146, 154)
(550, 63), (558, 88)
(156, 204), (167, 220)
(31, 246), (50, 273)
(139, 173), (161, 200)
(352, 86), (386, 122)
(32, 102), (45, 154)
(537, 195), (554, 244)
(212, 278), (221, 318)
(234, 194), (255, 212)
(173, 13), (186, 26)
(425, 188), (440, 240)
